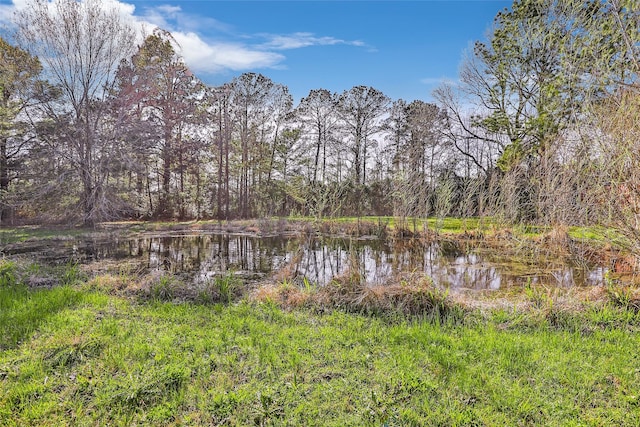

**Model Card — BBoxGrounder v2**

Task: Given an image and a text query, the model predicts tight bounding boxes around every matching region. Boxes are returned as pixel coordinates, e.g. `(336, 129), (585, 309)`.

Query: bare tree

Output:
(433, 83), (504, 176)
(15, 0), (136, 225)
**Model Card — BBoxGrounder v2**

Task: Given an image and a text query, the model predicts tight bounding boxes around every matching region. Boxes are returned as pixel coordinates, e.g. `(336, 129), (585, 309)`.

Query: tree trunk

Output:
(160, 125), (172, 217)
(0, 135), (10, 224)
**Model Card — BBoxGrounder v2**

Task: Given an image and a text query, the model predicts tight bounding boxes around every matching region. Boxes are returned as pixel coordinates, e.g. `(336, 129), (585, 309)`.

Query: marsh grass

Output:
(197, 272), (242, 304)
(312, 218), (389, 238)
(57, 261), (87, 286)
(524, 281), (555, 310)
(0, 217), (627, 249)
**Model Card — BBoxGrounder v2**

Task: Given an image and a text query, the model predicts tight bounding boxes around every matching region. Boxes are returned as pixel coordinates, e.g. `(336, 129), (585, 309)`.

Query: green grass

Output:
(568, 225), (628, 247)
(0, 227), (93, 245)
(306, 216), (492, 233)
(2, 261), (640, 425)
(0, 263), (85, 350)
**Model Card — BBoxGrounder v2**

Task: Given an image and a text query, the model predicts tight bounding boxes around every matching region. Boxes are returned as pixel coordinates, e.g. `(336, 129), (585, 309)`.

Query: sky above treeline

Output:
(0, 0), (513, 103)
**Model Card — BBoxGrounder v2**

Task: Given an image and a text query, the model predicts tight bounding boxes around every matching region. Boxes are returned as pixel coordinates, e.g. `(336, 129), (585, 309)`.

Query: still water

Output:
(2, 232), (607, 289)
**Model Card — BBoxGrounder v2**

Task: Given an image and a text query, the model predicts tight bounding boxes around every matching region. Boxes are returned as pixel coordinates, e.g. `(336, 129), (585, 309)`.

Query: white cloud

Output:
(421, 77), (458, 86)
(1, 0), (368, 76)
(139, 3), (232, 34)
(261, 32), (366, 50)
(139, 7), (170, 29)
(156, 4), (181, 15)
(172, 31), (284, 72)
(2, 0), (283, 73)
(134, 2), (285, 72)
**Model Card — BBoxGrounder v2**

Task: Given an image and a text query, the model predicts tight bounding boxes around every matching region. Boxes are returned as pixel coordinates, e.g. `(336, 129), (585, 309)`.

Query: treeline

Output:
(0, 0), (638, 236)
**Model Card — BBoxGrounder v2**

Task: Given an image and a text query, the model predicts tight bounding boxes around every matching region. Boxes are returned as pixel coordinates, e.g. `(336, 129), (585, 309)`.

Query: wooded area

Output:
(0, 0), (638, 236)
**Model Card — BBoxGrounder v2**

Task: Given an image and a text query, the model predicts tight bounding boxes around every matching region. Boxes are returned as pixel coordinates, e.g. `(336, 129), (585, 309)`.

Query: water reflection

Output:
(3, 233), (607, 289)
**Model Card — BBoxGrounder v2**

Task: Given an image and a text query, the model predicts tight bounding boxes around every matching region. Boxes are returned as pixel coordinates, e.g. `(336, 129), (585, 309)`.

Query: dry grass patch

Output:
(253, 271), (464, 321)
(249, 281), (313, 309)
(538, 225), (572, 255)
(86, 274), (130, 293)
(340, 279), (455, 318)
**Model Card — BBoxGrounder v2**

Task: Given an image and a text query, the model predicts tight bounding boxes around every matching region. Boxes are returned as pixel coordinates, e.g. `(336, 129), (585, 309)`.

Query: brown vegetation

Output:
(250, 272), (461, 321)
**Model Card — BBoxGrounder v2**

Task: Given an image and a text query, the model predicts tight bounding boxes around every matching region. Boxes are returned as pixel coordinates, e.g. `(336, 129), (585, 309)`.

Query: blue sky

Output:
(1, 0), (513, 103)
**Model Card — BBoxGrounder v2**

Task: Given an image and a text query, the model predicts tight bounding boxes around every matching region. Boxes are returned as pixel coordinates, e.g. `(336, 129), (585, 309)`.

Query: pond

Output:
(1, 231), (609, 290)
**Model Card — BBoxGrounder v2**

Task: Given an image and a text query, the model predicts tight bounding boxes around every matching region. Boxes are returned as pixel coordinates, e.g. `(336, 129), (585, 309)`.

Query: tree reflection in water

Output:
(15, 233), (607, 290)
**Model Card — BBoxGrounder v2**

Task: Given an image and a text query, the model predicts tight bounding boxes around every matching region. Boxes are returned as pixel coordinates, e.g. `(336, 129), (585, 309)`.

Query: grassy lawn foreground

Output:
(2, 269), (640, 426)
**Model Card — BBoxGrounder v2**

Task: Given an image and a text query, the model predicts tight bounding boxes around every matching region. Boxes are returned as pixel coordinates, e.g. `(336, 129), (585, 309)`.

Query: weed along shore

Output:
(2, 219), (640, 425)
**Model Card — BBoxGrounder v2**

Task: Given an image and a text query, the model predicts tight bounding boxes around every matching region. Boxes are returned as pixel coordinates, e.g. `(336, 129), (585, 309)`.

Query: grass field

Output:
(2, 260), (640, 426)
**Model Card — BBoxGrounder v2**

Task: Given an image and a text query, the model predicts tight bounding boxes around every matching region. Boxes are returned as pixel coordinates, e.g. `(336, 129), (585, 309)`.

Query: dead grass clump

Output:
(295, 221), (316, 236)
(577, 285), (609, 305)
(80, 260), (150, 296)
(318, 272), (463, 321)
(251, 271), (463, 321)
(280, 284), (312, 308)
(568, 242), (605, 267)
(326, 220), (387, 237)
(340, 222), (362, 236)
(418, 229), (441, 244)
(477, 228), (520, 251)
(251, 282), (281, 303)
(257, 217), (276, 235)
(245, 225), (261, 234)
(553, 282), (640, 314)
(539, 225), (572, 255)
(86, 274), (130, 293)
(271, 247), (304, 283)
(355, 220), (387, 238)
(316, 267), (365, 308)
(359, 281), (452, 318)
(250, 282), (312, 309)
